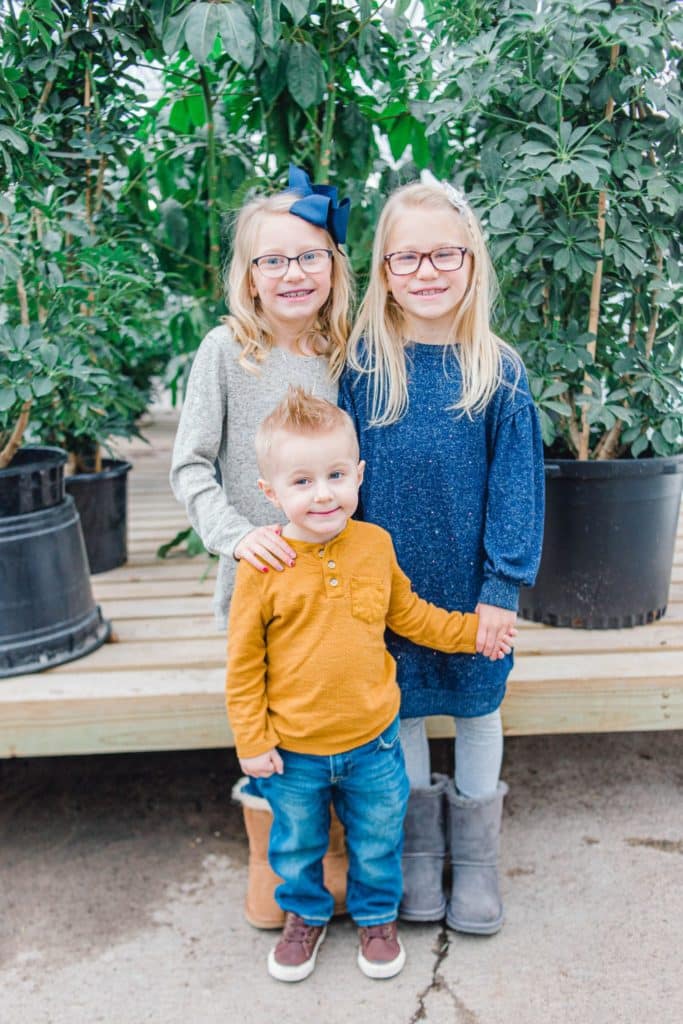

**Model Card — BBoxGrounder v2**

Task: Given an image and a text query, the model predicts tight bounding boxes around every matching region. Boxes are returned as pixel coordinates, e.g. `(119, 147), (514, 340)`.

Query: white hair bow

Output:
(419, 169), (468, 212)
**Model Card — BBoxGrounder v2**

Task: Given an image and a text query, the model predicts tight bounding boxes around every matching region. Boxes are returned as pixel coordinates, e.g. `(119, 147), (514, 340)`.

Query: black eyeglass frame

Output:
(383, 246), (471, 276)
(251, 248), (334, 276)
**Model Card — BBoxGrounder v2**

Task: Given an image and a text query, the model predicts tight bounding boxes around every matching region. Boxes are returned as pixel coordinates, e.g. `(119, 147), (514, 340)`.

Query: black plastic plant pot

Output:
(0, 446), (67, 517)
(0, 495), (110, 677)
(520, 454), (683, 629)
(65, 459), (132, 574)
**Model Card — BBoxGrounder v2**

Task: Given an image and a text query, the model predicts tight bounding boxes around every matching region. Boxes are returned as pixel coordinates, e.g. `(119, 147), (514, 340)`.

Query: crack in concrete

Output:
(626, 837), (683, 854)
(408, 925), (451, 1023)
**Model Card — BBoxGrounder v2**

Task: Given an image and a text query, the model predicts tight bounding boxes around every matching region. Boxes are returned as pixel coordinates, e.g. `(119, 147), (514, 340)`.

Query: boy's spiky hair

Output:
(255, 385), (359, 474)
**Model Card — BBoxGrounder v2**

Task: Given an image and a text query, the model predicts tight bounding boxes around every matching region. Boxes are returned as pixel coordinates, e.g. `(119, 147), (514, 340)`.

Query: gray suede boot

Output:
(399, 774), (448, 922)
(445, 779), (509, 935)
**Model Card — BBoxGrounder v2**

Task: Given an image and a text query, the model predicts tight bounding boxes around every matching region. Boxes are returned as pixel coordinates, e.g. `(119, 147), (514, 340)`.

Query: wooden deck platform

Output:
(2, 410), (682, 758)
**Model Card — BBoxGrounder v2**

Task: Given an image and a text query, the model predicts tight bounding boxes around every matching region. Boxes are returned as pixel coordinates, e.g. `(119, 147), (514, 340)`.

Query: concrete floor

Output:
(1, 732), (682, 1024)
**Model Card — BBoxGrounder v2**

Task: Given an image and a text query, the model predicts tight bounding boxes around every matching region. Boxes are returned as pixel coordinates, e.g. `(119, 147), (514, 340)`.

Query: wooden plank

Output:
(93, 596), (216, 619)
(2, 669), (681, 758)
(49, 638), (225, 672)
(2, 409), (681, 759)
(94, 561), (218, 582)
(517, 624), (682, 654)
(93, 579), (217, 600)
(111, 617), (221, 641)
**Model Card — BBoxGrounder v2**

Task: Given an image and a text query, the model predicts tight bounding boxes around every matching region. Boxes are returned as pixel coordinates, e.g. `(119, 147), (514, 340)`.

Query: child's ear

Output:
(258, 478), (281, 508)
(357, 460), (365, 486)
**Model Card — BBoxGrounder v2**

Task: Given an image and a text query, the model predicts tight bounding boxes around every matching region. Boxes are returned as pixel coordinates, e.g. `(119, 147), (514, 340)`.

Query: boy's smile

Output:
(259, 428), (364, 544)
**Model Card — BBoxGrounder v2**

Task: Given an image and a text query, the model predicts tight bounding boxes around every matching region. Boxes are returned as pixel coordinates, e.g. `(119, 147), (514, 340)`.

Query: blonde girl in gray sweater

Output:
(171, 167), (352, 628)
(170, 166), (352, 931)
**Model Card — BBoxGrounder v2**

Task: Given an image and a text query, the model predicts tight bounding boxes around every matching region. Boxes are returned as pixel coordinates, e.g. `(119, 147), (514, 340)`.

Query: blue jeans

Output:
(260, 716), (409, 927)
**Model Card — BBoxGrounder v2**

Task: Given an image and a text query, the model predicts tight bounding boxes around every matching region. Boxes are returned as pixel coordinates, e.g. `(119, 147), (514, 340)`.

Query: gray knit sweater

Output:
(170, 324), (337, 628)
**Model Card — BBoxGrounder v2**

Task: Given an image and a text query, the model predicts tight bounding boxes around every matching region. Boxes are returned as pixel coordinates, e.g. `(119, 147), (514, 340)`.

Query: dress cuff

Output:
(478, 577), (520, 611)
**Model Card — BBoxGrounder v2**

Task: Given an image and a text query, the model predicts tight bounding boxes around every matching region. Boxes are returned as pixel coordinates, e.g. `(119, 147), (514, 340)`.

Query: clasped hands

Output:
(475, 602), (517, 660)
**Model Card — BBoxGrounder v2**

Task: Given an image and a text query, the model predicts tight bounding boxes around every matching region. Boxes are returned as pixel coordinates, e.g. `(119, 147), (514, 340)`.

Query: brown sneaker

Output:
(267, 912), (327, 982)
(357, 920), (406, 979)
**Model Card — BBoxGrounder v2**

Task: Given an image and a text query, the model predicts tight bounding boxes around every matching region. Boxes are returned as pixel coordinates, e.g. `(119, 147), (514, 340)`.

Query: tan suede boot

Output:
(232, 778), (347, 929)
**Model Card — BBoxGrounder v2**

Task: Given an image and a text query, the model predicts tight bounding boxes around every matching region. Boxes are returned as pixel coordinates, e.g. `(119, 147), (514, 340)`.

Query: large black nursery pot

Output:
(65, 458), (132, 574)
(0, 446), (110, 678)
(520, 454), (683, 629)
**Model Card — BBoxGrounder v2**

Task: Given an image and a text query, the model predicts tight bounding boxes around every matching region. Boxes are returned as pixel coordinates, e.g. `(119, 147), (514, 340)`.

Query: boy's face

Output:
(259, 426), (364, 544)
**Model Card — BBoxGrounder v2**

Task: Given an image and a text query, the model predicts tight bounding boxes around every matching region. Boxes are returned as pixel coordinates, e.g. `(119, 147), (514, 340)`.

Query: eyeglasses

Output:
(251, 248), (333, 278)
(384, 247), (471, 276)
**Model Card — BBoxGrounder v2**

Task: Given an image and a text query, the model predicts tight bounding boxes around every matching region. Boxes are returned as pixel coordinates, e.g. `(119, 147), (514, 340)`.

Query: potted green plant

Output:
(0, 323), (110, 677)
(416, 0), (683, 627)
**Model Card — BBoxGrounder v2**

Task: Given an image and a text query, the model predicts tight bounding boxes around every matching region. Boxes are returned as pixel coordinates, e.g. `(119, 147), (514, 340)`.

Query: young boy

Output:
(226, 387), (515, 983)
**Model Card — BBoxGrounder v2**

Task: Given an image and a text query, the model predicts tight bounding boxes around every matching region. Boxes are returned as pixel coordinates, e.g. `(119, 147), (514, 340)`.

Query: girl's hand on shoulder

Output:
(239, 748), (284, 778)
(475, 603), (517, 661)
(234, 524), (296, 572)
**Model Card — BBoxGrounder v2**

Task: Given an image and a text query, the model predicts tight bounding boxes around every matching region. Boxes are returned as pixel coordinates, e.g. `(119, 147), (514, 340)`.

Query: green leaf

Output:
(287, 42), (326, 109)
(217, 3), (256, 70)
(0, 126), (28, 153)
(185, 91), (207, 128)
(185, 2), (221, 65)
(631, 434), (648, 457)
(489, 203), (514, 230)
(0, 388), (15, 411)
(162, 7), (192, 55)
(388, 114), (413, 161)
(168, 99), (190, 133)
(281, 0), (309, 24)
(256, 0), (280, 50)
(32, 376), (55, 398)
(661, 419), (679, 445)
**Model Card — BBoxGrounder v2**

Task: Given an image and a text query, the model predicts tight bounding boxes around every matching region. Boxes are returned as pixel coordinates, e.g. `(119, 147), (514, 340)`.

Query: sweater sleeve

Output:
(225, 565), (281, 759)
(386, 541), (478, 653)
(478, 384), (545, 610)
(337, 368), (365, 521)
(169, 330), (254, 556)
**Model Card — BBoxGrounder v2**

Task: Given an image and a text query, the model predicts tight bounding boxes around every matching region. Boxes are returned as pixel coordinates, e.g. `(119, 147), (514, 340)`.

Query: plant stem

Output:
(199, 67), (221, 300)
(0, 401), (31, 469)
(578, 29), (620, 461)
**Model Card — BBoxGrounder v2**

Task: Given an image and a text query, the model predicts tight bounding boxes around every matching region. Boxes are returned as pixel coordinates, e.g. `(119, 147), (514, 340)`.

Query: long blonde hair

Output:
(225, 192), (352, 380)
(347, 180), (519, 425)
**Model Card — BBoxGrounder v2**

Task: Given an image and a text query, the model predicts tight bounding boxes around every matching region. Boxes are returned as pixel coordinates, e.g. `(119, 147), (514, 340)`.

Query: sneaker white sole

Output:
(357, 936), (406, 980)
(267, 926), (327, 983)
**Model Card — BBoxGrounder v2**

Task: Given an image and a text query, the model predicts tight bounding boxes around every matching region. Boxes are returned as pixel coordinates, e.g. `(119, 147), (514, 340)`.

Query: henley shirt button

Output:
(318, 548), (324, 557)
(329, 578), (339, 587)
(327, 560), (336, 569)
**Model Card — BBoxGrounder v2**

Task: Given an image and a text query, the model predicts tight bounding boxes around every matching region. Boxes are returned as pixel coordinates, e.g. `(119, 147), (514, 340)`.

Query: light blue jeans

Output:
(399, 710), (503, 799)
(260, 716), (410, 927)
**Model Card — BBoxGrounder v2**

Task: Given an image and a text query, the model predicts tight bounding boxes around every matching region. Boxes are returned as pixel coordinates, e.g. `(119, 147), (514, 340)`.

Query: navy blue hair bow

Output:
(287, 164), (350, 247)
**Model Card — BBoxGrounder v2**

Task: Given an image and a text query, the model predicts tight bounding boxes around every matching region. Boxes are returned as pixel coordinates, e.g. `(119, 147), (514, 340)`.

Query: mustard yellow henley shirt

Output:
(226, 519), (478, 759)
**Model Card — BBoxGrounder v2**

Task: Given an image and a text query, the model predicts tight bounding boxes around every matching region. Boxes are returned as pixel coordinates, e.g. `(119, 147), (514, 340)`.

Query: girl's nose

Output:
(415, 254), (438, 279)
(283, 257), (305, 281)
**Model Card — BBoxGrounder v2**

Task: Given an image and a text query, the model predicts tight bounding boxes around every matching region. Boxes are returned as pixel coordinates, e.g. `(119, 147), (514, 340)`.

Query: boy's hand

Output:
(490, 625), (518, 661)
(475, 603), (517, 661)
(234, 524), (296, 573)
(239, 748), (284, 778)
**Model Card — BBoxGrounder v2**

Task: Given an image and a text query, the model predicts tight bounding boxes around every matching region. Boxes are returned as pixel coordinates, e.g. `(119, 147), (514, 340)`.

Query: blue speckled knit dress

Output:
(339, 343), (545, 719)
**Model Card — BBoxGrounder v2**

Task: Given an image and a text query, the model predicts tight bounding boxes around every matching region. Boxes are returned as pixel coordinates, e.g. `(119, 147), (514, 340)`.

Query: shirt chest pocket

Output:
(350, 576), (387, 624)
